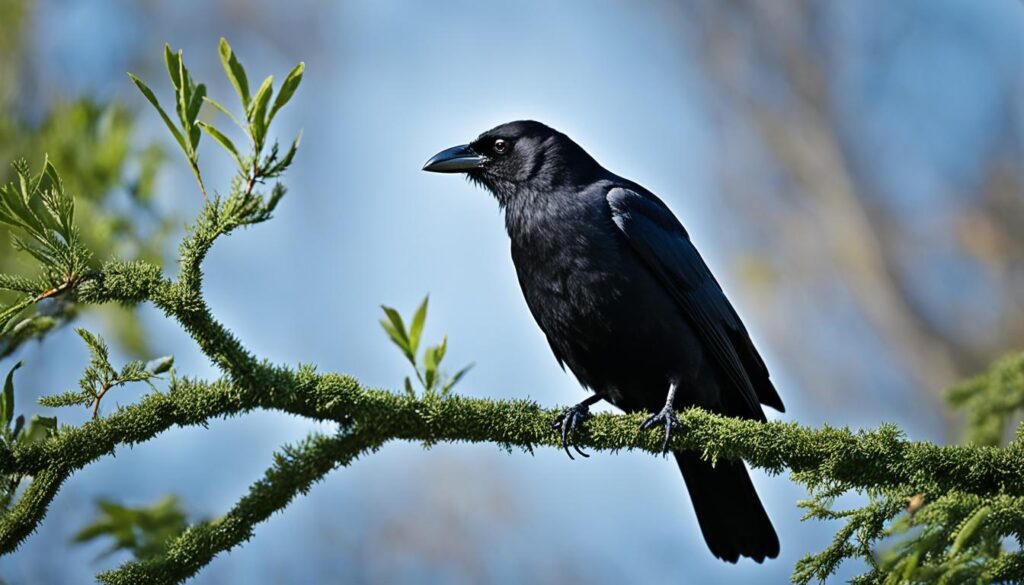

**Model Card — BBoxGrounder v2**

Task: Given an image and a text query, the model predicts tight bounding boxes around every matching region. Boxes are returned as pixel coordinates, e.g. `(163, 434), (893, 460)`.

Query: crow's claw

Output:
(552, 403), (593, 460)
(640, 405), (682, 455)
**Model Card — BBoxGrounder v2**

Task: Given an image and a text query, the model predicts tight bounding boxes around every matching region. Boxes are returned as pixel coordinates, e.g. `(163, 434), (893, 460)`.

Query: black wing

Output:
(607, 187), (784, 419)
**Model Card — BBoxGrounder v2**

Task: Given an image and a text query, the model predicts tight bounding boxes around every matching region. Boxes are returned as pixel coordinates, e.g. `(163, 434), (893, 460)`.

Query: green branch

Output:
(3, 357), (1024, 564)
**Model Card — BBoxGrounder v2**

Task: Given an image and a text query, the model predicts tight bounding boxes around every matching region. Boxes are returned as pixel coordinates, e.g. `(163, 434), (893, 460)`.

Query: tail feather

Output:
(674, 450), (779, 563)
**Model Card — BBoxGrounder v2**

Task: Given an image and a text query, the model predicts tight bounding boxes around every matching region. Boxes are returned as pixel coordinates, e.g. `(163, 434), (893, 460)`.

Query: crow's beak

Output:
(422, 144), (486, 173)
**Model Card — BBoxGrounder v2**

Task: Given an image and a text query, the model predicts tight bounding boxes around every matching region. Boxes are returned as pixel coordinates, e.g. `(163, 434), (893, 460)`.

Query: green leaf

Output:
(424, 345), (439, 391)
(268, 62), (304, 123)
(164, 44), (182, 90)
(0, 297), (33, 334)
(434, 335), (447, 365)
(146, 356), (174, 375)
(187, 83), (206, 127)
(442, 363), (473, 395)
(380, 306), (410, 350)
(197, 122), (244, 170)
(1, 361), (21, 429)
(219, 38), (250, 109)
(0, 160), (49, 237)
(35, 155), (62, 196)
(404, 377), (415, 398)
(249, 75), (274, 144)
(408, 296), (428, 356)
(174, 54), (189, 133)
(202, 96), (245, 132)
(128, 73), (187, 154)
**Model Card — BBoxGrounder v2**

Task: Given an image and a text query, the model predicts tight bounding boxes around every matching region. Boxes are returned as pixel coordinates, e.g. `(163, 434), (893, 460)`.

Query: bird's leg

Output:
(552, 394), (602, 460)
(640, 381), (683, 455)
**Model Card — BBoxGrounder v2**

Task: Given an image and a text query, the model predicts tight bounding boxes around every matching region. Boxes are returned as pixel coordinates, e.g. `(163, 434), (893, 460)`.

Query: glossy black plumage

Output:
(424, 120), (783, 563)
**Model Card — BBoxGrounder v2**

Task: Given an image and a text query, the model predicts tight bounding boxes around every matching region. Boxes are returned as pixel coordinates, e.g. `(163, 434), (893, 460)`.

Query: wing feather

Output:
(607, 187), (784, 418)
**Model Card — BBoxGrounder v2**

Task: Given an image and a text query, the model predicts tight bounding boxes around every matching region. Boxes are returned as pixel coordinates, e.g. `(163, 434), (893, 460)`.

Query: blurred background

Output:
(0, 0), (1021, 582)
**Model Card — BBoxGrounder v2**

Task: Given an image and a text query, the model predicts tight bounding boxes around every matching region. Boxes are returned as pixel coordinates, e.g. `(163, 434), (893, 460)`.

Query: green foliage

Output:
(0, 0), (172, 358)
(0, 98), (173, 358)
(0, 361), (57, 511)
(787, 353), (1024, 584)
(74, 496), (188, 560)
(947, 352), (1024, 447)
(0, 157), (86, 278)
(37, 329), (171, 417)
(129, 44), (207, 199)
(0, 156), (91, 330)
(380, 296), (473, 398)
(133, 37), (303, 205)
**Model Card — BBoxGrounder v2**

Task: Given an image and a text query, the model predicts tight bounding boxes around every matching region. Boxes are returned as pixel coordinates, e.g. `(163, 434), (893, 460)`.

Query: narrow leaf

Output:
(380, 319), (413, 363)
(380, 307), (409, 346)
(164, 44), (182, 90)
(2, 361), (22, 429)
(424, 366), (436, 392)
(0, 297), (33, 332)
(187, 83), (206, 126)
(424, 345), (439, 390)
(404, 377), (415, 398)
(203, 96), (245, 131)
(408, 296), (428, 355)
(146, 356), (174, 375)
(249, 75), (274, 143)
(434, 335), (447, 365)
(219, 38), (250, 109)
(197, 122), (244, 169)
(128, 73), (187, 154)
(268, 62), (304, 123)
(442, 364), (473, 395)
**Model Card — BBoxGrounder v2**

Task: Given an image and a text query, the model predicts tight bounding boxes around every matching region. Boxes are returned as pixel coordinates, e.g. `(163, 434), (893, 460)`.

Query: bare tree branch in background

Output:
(667, 1), (1023, 421)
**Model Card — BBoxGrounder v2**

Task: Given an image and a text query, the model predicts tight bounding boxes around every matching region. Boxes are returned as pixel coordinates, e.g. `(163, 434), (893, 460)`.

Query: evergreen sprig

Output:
(0, 156), (92, 330)
(38, 328), (172, 418)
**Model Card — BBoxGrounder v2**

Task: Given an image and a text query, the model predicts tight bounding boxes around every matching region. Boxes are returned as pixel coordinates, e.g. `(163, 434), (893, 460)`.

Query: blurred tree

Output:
(73, 496), (188, 561)
(0, 0), (173, 358)
(668, 1), (1023, 421)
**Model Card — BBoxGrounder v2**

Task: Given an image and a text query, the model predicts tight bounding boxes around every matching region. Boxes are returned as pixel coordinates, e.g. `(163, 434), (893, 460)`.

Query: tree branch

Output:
(3, 353), (1024, 562)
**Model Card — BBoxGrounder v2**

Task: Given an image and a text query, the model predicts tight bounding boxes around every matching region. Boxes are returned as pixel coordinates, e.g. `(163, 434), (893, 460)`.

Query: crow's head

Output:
(423, 120), (601, 205)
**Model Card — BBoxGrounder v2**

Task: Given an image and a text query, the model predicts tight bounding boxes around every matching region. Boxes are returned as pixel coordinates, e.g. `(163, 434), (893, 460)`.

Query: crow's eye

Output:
(493, 139), (507, 154)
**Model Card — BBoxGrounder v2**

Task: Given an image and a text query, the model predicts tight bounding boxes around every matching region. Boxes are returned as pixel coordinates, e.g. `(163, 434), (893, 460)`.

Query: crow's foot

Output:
(552, 402), (594, 460)
(640, 405), (682, 455)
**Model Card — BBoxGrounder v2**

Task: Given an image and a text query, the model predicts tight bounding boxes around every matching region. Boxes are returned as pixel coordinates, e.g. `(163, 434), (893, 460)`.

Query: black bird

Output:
(423, 120), (784, 563)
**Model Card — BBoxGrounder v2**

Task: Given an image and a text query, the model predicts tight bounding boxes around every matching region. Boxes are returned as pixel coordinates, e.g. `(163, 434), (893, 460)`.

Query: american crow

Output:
(423, 120), (783, 563)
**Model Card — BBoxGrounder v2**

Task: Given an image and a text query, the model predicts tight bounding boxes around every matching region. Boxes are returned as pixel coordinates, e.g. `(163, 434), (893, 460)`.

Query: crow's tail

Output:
(674, 450), (779, 563)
